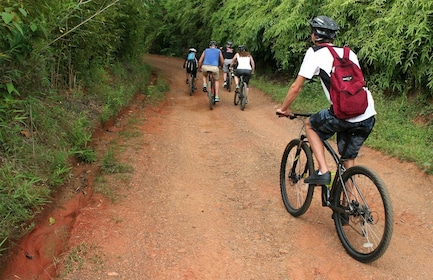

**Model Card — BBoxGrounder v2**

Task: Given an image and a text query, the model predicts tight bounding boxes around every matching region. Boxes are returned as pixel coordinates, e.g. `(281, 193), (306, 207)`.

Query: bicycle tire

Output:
(240, 82), (247, 111)
(227, 72), (232, 92)
(280, 139), (315, 217)
(234, 90), (240, 105)
(332, 165), (393, 263)
(208, 77), (215, 110)
(189, 75), (194, 96)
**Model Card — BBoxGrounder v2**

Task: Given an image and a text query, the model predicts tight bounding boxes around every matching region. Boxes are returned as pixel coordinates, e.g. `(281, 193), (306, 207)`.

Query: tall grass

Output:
(252, 76), (433, 174)
(0, 57), (166, 258)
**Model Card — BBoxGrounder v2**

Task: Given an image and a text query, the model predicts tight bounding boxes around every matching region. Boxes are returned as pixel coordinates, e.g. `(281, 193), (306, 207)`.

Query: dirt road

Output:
(5, 54), (433, 279)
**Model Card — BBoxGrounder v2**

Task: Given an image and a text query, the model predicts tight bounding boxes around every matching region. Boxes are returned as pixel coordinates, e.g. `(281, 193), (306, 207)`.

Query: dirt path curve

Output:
(7, 54), (433, 279)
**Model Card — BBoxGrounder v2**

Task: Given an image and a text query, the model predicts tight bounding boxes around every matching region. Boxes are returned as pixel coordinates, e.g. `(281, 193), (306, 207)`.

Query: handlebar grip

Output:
(276, 111), (296, 119)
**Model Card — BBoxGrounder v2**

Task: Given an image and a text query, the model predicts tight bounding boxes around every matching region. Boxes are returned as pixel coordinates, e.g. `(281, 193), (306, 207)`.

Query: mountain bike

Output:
(225, 67), (235, 92)
(233, 74), (247, 111)
(277, 112), (393, 263)
(207, 71), (216, 110)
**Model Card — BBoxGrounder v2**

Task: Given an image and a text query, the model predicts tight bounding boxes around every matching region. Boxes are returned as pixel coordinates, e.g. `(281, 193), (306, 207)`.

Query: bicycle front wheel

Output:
(332, 165), (393, 263)
(280, 139), (314, 217)
(240, 82), (247, 111)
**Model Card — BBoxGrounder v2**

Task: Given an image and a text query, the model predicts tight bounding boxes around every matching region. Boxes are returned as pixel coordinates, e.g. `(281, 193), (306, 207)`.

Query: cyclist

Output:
(221, 41), (235, 88)
(230, 45), (255, 103)
(276, 15), (376, 185)
(198, 40), (224, 102)
(183, 47), (198, 89)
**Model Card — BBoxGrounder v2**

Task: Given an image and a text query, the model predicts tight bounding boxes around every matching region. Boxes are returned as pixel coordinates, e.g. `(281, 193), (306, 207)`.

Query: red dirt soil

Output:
(2, 54), (433, 279)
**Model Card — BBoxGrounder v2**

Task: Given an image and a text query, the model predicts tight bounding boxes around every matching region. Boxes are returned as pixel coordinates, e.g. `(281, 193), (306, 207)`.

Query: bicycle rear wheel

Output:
(208, 77), (215, 110)
(280, 139), (314, 217)
(189, 75), (194, 96)
(240, 82), (247, 111)
(332, 165), (393, 263)
(227, 71), (232, 92)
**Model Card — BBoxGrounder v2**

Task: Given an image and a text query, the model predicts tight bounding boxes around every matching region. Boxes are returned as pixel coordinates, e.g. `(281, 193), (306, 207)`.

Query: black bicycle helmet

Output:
(209, 40), (217, 47)
(238, 45), (246, 51)
(226, 41), (233, 46)
(309, 16), (339, 41)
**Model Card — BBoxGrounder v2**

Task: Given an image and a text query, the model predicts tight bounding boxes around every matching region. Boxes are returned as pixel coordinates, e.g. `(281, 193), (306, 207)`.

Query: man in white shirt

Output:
(276, 16), (376, 185)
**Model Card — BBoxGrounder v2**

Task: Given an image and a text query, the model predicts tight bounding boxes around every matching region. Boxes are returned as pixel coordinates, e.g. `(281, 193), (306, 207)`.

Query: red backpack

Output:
(326, 45), (368, 119)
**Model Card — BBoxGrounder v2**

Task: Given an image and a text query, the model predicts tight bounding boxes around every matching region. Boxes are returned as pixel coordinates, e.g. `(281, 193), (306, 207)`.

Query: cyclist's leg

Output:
(224, 59), (232, 84)
(305, 109), (339, 183)
(337, 116), (375, 194)
(234, 69), (240, 92)
(211, 66), (221, 99)
(223, 59), (229, 84)
(337, 116), (375, 163)
(243, 70), (252, 101)
(201, 65), (211, 92)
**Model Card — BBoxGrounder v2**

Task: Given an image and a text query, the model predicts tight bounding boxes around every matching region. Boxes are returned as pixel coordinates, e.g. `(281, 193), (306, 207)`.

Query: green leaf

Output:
(6, 83), (16, 94)
(30, 22), (38, 32)
(1, 12), (14, 24)
(18, 8), (28, 17)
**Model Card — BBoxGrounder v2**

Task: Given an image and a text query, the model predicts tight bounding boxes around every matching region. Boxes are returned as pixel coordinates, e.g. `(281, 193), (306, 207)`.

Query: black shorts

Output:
(234, 69), (252, 86)
(309, 109), (375, 159)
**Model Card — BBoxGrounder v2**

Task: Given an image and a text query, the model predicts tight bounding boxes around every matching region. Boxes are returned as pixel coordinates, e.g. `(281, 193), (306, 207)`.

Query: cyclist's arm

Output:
(198, 51), (205, 69)
(250, 55), (256, 74)
(219, 51), (224, 67)
(230, 53), (238, 68)
(276, 75), (307, 115)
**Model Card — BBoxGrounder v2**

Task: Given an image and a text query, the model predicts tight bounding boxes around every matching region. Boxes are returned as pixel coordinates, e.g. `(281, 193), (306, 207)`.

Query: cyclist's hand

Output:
(276, 108), (293, 117)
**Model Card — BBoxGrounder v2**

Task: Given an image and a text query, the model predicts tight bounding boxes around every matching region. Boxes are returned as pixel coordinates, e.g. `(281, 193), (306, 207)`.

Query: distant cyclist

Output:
(221, 41), (235, 88)
(198, 41), (224, 102)
(230, 45), (255, 103)
(183, 48), (198, 89)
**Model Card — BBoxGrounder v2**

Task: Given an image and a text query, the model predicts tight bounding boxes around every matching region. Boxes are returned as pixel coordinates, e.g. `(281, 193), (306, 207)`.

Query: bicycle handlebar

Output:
(275, 111), (312, 119)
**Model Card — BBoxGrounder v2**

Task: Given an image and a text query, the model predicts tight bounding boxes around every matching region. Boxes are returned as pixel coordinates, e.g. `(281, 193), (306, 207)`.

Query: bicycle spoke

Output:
(334, 166), (393, 262)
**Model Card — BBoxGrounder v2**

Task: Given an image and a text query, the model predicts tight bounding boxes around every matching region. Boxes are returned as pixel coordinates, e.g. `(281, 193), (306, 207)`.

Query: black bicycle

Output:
(233, 74), (247, 110)
(277, 112), (393, 263)
(207, 71), (216, 110)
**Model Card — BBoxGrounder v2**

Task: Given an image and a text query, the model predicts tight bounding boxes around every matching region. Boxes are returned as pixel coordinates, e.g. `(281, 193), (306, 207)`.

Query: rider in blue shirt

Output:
(198, 41), (224, 102)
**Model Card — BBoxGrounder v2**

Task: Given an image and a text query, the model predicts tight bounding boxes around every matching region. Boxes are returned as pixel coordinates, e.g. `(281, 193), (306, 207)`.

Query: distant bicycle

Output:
(233, 74), (248, 111)
(277, 112), (393, 263)
(225, 67), (235, 92)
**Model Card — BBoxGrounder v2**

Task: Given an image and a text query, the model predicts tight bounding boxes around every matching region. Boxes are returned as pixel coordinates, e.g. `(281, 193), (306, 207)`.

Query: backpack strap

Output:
(326, 45), (344, 63)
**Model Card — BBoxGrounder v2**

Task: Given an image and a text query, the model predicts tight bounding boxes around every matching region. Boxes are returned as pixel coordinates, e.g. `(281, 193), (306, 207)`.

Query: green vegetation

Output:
(1, 0), (432, 269)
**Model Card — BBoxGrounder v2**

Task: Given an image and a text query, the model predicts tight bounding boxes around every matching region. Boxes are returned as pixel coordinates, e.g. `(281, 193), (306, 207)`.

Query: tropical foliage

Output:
(146, 0), (433, 96)
(1, 0), (433, 265)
